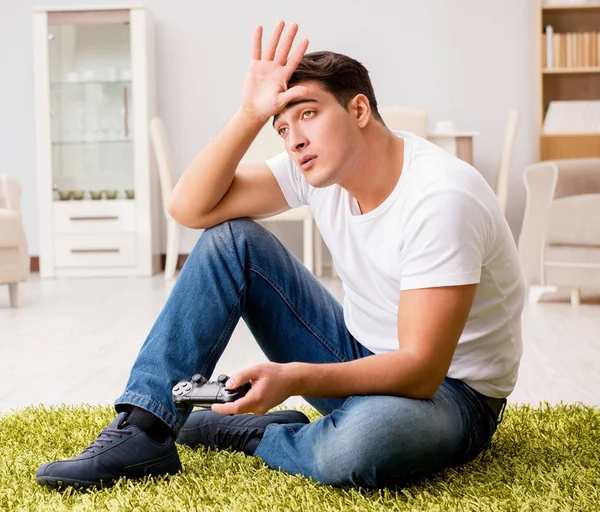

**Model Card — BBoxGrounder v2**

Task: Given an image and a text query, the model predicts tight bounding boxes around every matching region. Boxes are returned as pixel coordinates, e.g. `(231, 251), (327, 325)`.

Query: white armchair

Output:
(0, 174), (30, 307)
(519, 158), (600, 305)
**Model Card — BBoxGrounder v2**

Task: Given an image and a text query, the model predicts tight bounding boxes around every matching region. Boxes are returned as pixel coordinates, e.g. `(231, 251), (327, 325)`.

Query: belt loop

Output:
(497, 399), (507, 424)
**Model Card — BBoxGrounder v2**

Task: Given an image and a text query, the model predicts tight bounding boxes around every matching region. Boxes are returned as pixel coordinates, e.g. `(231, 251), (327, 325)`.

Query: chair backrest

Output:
(0, 174), (22, 212)
(379, 106), (428, 138)
(240, 124), (313, 223)
(149, 117), (176, 218)
(495, 109), (520, 215)
(0, 175), (10, 210)
(241, 124), (285, 163)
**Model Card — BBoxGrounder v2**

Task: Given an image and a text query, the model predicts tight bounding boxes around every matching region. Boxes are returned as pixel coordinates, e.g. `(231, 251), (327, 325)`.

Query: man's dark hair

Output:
(288, 51), (383, 123)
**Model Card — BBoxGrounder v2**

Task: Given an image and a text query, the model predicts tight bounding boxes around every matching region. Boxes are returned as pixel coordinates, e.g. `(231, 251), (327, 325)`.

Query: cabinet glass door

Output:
(48, 12), (134, 201)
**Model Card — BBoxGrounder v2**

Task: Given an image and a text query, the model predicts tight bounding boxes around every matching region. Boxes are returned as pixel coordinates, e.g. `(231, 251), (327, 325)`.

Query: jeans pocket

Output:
(454, 398), (497, 466)
(468, 411), (498, 460)
(339, 395), (357, 410)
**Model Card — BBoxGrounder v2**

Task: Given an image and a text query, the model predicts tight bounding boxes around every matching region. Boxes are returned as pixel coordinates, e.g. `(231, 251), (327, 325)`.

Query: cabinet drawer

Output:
(53, 201), (136, 234)
(54, 234), (137, 268)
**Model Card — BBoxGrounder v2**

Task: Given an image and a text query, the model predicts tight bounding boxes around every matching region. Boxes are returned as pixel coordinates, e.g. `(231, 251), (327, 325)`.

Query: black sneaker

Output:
(176, 409), (310, 455)
(36, 412), (181, 489)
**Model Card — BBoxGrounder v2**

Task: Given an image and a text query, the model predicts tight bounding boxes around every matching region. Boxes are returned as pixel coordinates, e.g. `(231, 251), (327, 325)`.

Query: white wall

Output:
(1, 0), (536, 260)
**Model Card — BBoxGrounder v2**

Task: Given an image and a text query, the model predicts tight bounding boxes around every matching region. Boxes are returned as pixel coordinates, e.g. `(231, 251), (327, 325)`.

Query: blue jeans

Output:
(115, 219), (503, 488)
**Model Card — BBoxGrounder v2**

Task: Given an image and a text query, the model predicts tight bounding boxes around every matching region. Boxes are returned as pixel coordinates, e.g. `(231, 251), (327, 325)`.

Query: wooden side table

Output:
(427, 131), (480, 166)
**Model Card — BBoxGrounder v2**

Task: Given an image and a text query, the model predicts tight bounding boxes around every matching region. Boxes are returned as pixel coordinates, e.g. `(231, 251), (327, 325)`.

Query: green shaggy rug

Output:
(1, 403), (598, 511)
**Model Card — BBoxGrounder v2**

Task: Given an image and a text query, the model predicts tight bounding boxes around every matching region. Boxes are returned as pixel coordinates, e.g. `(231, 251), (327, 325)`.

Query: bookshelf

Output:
(537, 1), (600, 159)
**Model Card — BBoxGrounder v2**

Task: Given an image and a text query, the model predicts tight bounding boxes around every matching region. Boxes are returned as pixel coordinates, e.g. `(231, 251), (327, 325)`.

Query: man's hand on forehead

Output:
(240, 21), (310, 124)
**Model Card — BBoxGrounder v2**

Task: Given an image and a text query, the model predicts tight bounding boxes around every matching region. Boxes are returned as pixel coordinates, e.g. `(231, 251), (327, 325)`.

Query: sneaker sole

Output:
(37, 453), (182, 490)
(36, 475), (109, 490)
(37, 469), (181, 491)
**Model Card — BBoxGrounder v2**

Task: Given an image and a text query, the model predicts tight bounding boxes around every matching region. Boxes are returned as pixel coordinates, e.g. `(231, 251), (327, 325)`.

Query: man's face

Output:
(272, 81), (359, 188)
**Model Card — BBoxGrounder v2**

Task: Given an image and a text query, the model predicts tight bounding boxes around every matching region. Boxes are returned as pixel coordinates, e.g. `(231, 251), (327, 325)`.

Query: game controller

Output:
(172, 373), (252, 410)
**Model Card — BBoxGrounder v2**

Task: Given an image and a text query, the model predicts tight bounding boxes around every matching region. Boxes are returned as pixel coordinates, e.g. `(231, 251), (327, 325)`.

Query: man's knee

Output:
(198, 218), (266, 246)
(313, 428), (382, 487)
(189, 218), (259, 255)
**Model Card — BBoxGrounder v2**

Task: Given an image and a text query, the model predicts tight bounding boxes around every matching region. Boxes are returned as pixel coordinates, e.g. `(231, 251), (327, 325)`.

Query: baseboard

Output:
(30, 254), (190, 273)
(159, 253), (189, 270)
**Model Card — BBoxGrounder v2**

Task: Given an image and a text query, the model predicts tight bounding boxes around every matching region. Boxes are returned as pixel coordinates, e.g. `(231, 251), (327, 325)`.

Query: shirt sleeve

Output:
(399, 188), (494, 290)
(265, 151), (310, 207)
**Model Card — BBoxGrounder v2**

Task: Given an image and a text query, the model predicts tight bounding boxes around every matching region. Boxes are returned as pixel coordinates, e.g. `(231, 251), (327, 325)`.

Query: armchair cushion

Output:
(552, 158), (600, 199)
(546, 194), (600, 247)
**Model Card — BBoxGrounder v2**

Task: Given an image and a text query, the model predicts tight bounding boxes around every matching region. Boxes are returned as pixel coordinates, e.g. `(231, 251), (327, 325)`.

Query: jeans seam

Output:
(340, 396), (357, 410)
(246, 263), (349, 363)
(196, 218), (248, 378)
(199, 284), (245, 378)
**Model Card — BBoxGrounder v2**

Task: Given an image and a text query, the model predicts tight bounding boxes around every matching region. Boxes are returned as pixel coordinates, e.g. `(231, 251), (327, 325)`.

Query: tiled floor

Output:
(1, 274), (599, 416)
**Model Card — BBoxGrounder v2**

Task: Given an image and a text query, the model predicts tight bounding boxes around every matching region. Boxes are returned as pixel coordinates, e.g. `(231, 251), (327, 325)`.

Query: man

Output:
(37, 21), (525, 490)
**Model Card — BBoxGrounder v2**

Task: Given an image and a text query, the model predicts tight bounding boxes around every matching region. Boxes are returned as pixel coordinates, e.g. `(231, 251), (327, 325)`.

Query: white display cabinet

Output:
(32, 6), (160, 277)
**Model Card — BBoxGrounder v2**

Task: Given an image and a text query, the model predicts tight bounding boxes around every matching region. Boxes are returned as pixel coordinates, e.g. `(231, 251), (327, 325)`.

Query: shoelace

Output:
(83, 428), (132, 454)
(213, 426), (259, 452)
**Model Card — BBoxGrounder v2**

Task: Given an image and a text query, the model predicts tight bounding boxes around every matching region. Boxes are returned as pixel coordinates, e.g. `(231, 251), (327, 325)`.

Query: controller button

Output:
(173, 381), (192, 396)
(191, 374), (206, 385)
(217, 374), (229, 385)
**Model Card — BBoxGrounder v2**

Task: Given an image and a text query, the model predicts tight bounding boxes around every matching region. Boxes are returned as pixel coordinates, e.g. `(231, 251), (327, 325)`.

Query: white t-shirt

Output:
(266, 131), (525, 398)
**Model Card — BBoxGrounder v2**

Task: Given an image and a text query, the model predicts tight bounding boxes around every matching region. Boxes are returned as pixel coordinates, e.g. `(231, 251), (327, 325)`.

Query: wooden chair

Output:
(495, 109), (520, 215)
(241, 124), (321, 275)
(149, 117), (180, 280)
(380, 106), (428, 138)
(151, 119), (323, 277)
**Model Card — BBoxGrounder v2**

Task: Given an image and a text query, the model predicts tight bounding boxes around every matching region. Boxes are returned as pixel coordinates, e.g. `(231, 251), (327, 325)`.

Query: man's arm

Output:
(289, 284), (477, 400)
(168, 22), (309, 229)
(215, 284), (477, 414)
(171, 157), (291, 230)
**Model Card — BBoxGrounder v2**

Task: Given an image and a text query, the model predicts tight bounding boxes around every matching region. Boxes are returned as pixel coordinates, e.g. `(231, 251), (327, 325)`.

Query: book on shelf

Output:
(543, 101), (600, 134)
(543, 0), (600, 5)
(546, 25), (554, 69)
(543, 27), (600, 69)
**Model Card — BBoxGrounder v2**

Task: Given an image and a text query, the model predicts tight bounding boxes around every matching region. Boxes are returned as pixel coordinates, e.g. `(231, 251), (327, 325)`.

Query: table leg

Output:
(455, 137), (474, 165)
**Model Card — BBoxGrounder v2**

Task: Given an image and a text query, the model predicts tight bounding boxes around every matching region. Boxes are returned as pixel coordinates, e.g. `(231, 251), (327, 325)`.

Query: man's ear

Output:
(349, 94), (372, 128)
